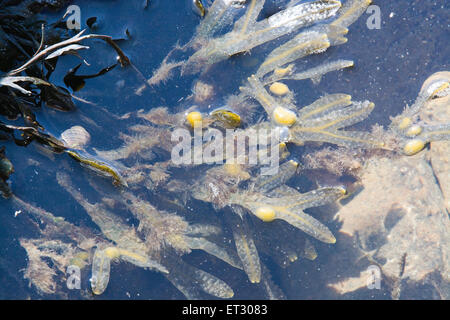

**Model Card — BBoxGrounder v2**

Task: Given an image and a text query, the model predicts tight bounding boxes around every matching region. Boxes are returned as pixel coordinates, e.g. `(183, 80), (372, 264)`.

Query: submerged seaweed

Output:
(1, 0), (449, 299)
(0, 146), (14, 198)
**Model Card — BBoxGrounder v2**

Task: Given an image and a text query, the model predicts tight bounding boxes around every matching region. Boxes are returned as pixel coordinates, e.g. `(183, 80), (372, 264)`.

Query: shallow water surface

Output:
(0, 0), (448, 299)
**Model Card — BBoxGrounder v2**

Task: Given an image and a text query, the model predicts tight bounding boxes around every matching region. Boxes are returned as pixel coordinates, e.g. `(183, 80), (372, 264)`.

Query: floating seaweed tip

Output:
(66, 150), (128, 187)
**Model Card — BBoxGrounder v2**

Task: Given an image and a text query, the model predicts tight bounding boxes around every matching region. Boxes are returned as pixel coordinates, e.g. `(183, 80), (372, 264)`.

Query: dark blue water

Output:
(0, 0), (448, 299)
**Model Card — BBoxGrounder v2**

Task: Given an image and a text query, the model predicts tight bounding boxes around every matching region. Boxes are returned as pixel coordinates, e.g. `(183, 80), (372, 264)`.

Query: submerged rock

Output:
(326, 72), (450, 299)
(331, 155), (449, 298)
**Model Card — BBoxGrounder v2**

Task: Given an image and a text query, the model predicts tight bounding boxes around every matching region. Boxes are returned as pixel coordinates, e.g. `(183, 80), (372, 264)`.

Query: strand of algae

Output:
(56, 171), (239, 297)
(191, 159), (343, 283)
(264, 59), (354, 85)
(10, 0), (450, 300)
(184, 0), (342, 74)
(255, 25), (342, 78)
(11, 195), (102, 294)
(121, 191), (242, 269)
(56, 172), (169, 294)
(243, 75), (385, 148)
(225, 208), (262, 284)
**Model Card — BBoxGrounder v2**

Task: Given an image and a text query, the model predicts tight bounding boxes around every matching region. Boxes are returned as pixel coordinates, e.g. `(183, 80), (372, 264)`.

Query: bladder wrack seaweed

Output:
(8, 0), (450, 299)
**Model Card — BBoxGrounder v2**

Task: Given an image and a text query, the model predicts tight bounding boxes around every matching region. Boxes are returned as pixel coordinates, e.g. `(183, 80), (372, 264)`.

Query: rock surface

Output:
(326, 72), (450, 299)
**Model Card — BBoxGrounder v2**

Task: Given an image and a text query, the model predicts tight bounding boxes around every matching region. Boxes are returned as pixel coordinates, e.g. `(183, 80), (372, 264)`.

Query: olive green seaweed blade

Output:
(296, 93), (353, 121)
(331, 0), (373, 29)
(232, 226), (261, 283)
(241, 187), (345, 243)
(290, 126), (384, 148)
(281, 187), (346, 211)
(195, 0), (247, 39)
(66, 150), (128, 187)
(256, 29), (331, 77)
(226, 210), (262, 284)
(297, 100), (375, 130)
(252, 159), (299, 194)
(164, 254), (234, 299)
(290, 96), (384, 148)
(268, 205), (336, 244)
(184, 236), (243, 270)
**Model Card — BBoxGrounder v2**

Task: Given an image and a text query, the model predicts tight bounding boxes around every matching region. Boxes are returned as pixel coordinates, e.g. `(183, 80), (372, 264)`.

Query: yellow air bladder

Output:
(406, 125), (423, 137)
(254, 206), (276, 222)
(269, 82), (290, 96)
(403, 139), (426, 156)
(398, 117), (412, 130)
(104, 247), (121, 259)
(186, 111), (202, 127)
(273, 106), (297, 126)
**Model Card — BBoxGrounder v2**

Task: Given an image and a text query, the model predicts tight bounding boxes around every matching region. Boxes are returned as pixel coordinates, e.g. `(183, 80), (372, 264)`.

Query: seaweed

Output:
(1, 0), (130, 162)
(2, 0), (448, 300)
(0, 146), (13, 198)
